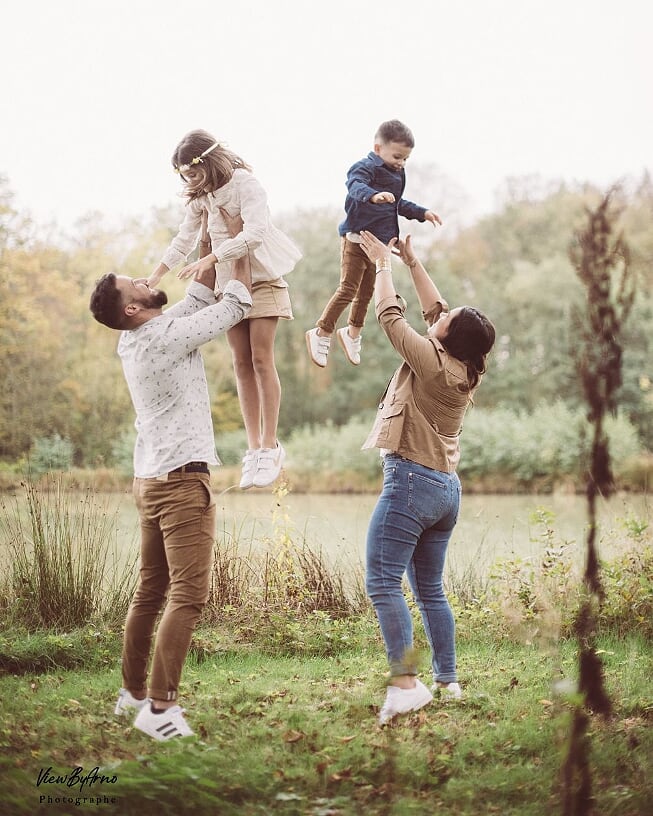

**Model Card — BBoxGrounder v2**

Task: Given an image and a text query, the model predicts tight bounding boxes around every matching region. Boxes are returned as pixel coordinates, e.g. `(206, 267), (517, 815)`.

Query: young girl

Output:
(148, 129), (301, 489)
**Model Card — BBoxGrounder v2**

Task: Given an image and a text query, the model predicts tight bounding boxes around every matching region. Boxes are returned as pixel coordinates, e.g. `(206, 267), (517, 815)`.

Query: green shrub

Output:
(110, 426), (136, 474)
(27, 434), (74, 476)
(598, 545), (653, 639)
(214, 429), (249, 466)
(459, 401), (641, 487)
(287, 415), (379, 479)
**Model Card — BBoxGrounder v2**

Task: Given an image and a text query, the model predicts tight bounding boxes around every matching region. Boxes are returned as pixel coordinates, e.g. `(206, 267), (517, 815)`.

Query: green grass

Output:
(1, 624), (651, 816)
(1, 481), (651, 813)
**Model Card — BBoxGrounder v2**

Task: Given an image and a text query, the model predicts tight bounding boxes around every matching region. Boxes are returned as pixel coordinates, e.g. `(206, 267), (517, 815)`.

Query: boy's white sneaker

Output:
(378, 678), (433, 725)
(306, 328), (331, 368)
(239, 449), (259, 490)
(114, 688), (149, 717)
(433, 681), (463, 700)
(253, 442), (286, 488)
(134, 703), (194, 741)
(337, 327), (362, 365)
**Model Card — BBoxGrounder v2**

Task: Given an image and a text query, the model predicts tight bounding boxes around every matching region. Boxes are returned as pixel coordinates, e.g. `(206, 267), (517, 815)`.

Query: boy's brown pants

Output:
(316, 237), (376, 333)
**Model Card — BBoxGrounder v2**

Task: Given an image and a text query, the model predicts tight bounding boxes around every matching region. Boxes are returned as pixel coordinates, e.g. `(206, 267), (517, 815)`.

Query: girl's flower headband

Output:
(174, 141), (220, 173)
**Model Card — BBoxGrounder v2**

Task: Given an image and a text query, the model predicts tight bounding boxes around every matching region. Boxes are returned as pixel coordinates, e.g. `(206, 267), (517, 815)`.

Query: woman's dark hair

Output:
(172, 129), (252, 201)
(89, 273), (127, 330)
(441, 306), (495, 390)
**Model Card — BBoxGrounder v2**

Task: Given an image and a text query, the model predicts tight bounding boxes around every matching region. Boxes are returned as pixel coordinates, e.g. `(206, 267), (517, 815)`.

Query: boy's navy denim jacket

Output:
(338, 152), (427, 244)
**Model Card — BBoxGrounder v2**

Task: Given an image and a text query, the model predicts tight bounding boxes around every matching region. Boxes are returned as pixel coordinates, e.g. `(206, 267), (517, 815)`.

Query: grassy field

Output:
(1, 481), (651, 814)
(1, 622), (651, 816)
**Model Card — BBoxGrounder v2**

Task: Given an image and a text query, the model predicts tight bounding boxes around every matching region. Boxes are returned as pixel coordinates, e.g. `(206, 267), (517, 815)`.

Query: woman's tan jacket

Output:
(362, 294), (475, 473)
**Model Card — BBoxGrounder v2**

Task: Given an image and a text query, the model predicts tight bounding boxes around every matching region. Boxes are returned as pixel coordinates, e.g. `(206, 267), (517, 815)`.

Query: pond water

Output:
(108, 489), (650, 578)
(1, 489), (649, 581)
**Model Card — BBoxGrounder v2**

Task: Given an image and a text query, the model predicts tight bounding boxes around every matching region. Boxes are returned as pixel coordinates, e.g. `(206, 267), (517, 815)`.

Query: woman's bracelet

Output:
(375, 258), (392, 274)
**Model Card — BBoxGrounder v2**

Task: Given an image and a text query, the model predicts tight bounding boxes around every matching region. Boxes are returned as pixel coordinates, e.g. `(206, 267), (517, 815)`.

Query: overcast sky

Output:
(1, 0), (651, 235)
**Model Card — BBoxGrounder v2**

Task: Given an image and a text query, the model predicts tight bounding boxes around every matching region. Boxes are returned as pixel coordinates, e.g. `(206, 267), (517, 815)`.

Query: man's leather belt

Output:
(169, 461), (209, 474)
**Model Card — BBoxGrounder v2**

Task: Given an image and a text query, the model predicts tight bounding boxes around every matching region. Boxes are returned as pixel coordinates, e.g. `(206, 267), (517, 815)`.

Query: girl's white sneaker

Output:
(239, 449), (259, 489)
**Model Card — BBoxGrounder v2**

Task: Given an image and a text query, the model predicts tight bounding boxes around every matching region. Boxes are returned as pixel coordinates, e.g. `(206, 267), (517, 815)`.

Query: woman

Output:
(358, 229), (495, 725)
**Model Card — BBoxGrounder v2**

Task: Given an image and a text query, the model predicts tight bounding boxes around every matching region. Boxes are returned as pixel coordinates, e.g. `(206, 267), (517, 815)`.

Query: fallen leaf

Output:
(329, 768), (352, 782)
(283, 729), (305, 743)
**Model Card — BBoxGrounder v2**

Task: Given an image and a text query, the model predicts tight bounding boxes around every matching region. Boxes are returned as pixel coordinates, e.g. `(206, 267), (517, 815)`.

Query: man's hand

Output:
(219, 207), (244, 238)
(370, 192), (396, 204)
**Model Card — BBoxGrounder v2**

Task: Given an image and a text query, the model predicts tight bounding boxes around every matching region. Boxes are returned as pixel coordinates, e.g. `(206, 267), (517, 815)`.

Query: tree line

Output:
(0, 171), (651, 472)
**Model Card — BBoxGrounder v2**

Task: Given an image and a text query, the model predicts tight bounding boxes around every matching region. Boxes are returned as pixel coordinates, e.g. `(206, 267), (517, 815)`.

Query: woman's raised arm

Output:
(359, 231), (448, 317)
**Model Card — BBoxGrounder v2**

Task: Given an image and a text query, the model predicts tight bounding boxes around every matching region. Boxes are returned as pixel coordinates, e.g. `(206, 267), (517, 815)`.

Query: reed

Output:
(0, 478), (137, 630)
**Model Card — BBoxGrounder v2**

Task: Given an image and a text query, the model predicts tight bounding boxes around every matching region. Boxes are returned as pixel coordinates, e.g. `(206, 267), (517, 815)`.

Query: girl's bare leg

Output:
(248, 317), (281, 450)
(227, 321), (262, 450)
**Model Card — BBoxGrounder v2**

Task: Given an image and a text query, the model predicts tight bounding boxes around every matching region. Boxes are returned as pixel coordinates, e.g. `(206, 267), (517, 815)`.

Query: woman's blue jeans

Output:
(366, 454), (461, 682)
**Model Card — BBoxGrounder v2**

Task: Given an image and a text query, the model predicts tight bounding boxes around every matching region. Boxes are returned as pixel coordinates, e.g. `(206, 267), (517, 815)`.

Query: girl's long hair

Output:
(172, 129), (252, 201)
(441, 306), (495, 390)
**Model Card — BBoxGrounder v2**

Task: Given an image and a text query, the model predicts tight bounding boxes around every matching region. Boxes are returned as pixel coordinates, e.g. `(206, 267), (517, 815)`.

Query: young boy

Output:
(306, 119), (441, 368)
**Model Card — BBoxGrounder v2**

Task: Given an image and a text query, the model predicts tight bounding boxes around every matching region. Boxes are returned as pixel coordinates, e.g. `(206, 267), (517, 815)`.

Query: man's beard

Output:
(144, 288), (168, 308)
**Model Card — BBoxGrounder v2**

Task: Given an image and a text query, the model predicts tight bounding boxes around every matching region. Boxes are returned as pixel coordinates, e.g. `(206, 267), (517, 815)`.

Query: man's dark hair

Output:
(375, 119), (415, 148)
(89, 273), (127, 330)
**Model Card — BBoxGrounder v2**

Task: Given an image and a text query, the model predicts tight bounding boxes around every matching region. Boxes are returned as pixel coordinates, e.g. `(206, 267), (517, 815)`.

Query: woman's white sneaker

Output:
(433, 681), (462, 700)
(378, 678), (433, 725)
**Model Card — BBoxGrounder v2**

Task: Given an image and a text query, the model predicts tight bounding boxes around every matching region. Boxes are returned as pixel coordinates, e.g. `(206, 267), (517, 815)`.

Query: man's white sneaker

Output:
(253, 442), (286, 488)
(433, 681), (463, 700)
(337, 327), (362, 365)
(239, 449), (259, 490)
(306, 328), (331, 368)
(378, 678), (433, 725)
(133, 703), (194, 741)
(114, 688), (149, 717)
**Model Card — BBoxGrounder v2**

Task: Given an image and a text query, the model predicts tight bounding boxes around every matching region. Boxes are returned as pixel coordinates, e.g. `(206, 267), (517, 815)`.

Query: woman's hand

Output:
(359, 231), (396, 263)
(394, 235), (419, 269)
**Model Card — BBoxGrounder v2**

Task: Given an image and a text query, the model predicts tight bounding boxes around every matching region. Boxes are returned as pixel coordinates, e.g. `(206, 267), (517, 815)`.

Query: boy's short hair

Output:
(375, 120), (415, 148)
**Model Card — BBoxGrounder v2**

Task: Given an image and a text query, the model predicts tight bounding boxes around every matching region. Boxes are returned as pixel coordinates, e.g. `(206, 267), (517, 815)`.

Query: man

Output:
(89, 253), (251, 741)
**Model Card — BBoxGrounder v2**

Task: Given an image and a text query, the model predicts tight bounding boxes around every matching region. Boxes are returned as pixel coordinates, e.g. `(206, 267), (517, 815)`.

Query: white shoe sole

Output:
(306, 331), (328, 368)
(337, 328), (361, 365)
